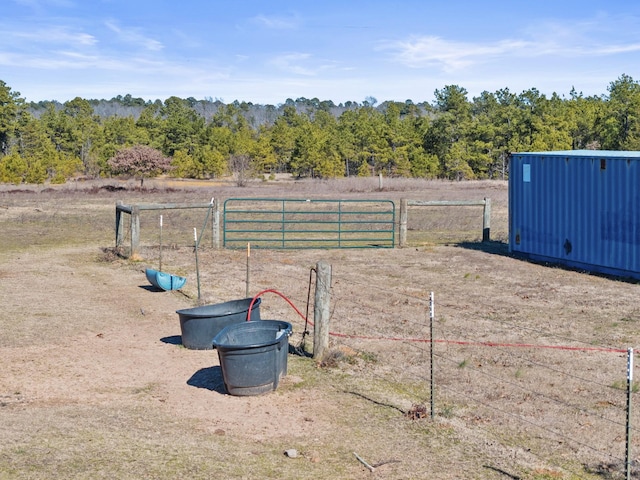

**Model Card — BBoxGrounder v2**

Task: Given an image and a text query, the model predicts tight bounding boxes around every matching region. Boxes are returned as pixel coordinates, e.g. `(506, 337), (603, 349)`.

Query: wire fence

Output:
(232, 251), (639, 479)
(124, 196), (636, 478)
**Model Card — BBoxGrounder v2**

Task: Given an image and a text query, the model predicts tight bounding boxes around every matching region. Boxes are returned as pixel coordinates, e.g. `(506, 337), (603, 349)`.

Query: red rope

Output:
(247, 290), (626, 354)
(248, 289), (311, 324)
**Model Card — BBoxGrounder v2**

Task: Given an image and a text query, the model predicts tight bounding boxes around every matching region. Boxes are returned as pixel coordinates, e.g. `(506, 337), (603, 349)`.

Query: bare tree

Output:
(229, 153), (252, 187)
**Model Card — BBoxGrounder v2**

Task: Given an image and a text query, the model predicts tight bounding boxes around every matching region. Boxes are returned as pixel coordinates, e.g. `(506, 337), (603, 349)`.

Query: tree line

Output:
(1, 74), (639, 184)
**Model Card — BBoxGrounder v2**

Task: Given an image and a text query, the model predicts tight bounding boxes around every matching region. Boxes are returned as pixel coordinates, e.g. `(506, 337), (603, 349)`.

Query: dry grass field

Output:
(1, 176), (639, 479)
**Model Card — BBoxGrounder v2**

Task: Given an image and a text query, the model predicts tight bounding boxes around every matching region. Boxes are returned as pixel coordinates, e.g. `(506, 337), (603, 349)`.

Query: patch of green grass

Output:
(359, 350), (378, 363)
(440, 403), (456, 418)
(610, 379), (640, 392)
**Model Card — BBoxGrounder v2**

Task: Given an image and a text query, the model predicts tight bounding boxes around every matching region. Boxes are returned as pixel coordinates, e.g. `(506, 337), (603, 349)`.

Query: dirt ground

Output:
(1, 177), (640, 479)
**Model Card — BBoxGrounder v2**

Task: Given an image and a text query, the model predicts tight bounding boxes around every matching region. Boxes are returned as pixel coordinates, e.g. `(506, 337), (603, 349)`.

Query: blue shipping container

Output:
(509, 150), (640, 279)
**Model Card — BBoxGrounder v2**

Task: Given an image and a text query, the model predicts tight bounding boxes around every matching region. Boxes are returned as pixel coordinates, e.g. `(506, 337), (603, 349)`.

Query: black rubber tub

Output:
(212, 320), (292, 396)
(176, 297), (261, 350)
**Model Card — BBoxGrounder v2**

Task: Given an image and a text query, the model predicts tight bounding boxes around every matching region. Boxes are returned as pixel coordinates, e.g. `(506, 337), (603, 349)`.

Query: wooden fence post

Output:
(399, 198), (408, 247)
(130, 205), (140, 257)
(115, 201), (125, 248)
(213, 201), (220, 249)
(482, 197), (491, 242)
(313, 260), (331, 361)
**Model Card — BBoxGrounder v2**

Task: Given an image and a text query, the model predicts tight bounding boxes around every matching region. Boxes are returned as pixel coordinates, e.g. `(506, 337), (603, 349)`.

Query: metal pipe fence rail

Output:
(223, 198), (395, 249)
(115, 197), (495, 255)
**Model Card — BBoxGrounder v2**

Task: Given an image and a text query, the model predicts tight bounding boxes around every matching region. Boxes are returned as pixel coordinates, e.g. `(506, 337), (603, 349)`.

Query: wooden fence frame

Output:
(398, 198), (491, 247)
(115, 200), (218, 257)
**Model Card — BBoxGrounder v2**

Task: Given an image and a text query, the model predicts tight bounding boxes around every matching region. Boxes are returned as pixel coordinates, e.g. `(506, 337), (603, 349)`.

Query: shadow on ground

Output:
(160, 335), (182, 345)
(456, 240), (640, 285)
(456, 240), (510, 256)
(187, 366), (226, 394)
(139, 284), (163, 292)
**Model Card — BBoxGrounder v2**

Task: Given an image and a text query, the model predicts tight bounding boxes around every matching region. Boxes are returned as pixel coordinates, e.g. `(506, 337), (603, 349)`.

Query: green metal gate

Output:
(223, 198), (395, 249)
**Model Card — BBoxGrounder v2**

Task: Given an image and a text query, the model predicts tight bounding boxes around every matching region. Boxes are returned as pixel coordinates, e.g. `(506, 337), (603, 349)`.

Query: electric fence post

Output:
(626, 347), (633, 480)
(246, 242), (250, 298)
(194, 227), (201, 303)
(430, 291), (435, 420)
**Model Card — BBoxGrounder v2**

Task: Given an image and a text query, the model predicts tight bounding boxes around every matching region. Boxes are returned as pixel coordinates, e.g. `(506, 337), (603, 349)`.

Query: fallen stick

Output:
(354, 452), (375, 472)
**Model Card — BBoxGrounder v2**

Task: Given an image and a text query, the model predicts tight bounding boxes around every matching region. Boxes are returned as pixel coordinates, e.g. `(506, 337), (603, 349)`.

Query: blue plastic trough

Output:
(145, 268), (187, 291)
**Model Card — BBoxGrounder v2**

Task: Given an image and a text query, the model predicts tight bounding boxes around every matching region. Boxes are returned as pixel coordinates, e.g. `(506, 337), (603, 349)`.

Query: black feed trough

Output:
(213, 320), (292, 396)
(176, 297), (261, 350)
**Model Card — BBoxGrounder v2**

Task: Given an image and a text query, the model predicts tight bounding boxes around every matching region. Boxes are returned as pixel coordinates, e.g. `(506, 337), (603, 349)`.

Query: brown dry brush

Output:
(404, 403), (429, 420)
(585, 460), (640, 479)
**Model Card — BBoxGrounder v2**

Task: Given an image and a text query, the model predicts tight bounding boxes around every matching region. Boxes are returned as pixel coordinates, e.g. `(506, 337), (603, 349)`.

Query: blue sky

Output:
(2, 0), (640, 104)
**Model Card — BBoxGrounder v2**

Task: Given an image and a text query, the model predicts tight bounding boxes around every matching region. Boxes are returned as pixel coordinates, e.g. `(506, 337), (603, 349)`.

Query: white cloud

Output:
(384, 28), (640, 73)
(385, 36), (531, 71)
(594, 43), (640, 55)
(270, 52), (316, 76)
(105, 20), (164, 52)
(267, 51), (342, 77)
(251, 14), (299, 30)
(12, 26), (97, 47)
